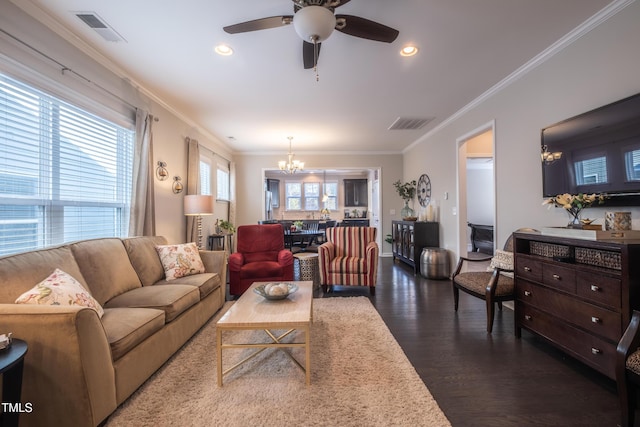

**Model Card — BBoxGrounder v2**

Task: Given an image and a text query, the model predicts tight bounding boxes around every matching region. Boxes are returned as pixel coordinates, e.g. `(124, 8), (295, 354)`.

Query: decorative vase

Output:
(401, 200), (414, 219)
(567, 210), (583, 228)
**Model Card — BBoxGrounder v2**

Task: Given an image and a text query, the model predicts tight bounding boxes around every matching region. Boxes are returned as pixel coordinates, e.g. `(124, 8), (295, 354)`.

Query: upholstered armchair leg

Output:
(322, 285), (329, 293)
(453, 286), (459, 311)
(369, 286), (375, 296)
(486, 299), (495, 333)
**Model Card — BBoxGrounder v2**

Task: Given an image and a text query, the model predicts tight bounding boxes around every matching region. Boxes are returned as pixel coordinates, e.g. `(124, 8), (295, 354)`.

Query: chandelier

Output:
(278, 137), (304, 174)
(541, 144), (563, 165)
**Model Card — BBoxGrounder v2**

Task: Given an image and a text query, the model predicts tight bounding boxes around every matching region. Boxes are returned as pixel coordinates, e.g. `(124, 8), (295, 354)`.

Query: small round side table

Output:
(293, 252), (320, 289)
(0, 338), (28, 427)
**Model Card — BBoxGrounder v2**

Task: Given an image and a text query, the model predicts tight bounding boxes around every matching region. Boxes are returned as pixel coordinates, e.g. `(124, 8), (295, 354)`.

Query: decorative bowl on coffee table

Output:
(253, 283), (298, 300)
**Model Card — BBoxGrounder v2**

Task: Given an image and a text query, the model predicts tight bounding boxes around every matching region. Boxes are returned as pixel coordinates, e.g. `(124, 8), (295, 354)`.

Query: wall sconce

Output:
(172, 176), (183, 194)
(156, 161), (169, 181)
(541, 145), (562, 165)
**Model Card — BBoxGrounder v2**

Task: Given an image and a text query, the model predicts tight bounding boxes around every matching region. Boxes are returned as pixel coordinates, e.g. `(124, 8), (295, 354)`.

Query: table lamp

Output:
(184, 195), (214, 249)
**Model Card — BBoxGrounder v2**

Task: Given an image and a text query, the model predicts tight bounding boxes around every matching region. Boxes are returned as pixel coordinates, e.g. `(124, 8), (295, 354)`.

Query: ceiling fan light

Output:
(293, 6), (336, 42)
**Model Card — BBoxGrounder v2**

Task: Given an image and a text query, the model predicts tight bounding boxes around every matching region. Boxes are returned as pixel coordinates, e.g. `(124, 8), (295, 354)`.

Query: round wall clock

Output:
(417, 174), (431, 207)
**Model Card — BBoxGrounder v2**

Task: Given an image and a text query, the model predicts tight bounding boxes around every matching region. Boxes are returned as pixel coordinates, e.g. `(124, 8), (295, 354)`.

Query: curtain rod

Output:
(186, 137), (231, 164)
(1, 28), (138, 111)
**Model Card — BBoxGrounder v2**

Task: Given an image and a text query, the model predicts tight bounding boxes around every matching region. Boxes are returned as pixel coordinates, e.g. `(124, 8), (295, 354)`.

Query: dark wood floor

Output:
(321, 257), (630, 427)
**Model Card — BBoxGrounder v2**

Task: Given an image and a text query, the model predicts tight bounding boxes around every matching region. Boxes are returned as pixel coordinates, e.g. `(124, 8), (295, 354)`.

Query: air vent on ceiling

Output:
(75, 12), (126, 43)
(388, 117), (434, 131)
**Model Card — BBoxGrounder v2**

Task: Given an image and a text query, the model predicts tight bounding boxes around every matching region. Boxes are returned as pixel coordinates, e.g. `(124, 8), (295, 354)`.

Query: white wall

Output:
(403, 1), (640, 258)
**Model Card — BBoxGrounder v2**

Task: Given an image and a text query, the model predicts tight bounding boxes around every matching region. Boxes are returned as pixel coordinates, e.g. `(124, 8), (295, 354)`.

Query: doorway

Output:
(456, 122), (496, 257)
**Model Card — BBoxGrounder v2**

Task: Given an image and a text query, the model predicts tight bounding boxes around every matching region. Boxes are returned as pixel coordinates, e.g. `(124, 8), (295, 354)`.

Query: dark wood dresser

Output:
(513, 231), (640, 379)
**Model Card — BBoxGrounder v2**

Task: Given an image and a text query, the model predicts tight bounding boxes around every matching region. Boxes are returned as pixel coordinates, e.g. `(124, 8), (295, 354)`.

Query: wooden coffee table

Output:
(216, 281), (313, 386)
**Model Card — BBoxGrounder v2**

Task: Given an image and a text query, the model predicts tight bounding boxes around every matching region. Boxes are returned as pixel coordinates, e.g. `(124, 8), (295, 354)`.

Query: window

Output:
(0, 73), (134, 256)
(322, 182), (338, 210)
(217, 164), (230, 201)
(199, 158), (212, 195)
(624, 148), (640, 181)
(304, 182), (320, 210)
(285, 182), (302, 210)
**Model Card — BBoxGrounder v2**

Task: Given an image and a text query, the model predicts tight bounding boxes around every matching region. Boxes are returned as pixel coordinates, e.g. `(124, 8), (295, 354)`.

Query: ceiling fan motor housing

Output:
(294, 5), (336, 42)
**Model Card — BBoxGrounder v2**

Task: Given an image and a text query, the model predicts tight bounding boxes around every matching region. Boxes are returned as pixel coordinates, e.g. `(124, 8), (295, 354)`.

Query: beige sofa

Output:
(0, 236), (227, 427)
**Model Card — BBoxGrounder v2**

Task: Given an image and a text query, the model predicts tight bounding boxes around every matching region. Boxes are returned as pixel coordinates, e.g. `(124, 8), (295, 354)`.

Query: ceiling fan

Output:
(223, 0), (399, 77)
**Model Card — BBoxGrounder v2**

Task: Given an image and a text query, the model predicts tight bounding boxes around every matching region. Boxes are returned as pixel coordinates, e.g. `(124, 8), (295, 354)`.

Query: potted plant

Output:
(216, 219), (235, 234)
(293, 220), (304, 231)
(393, 179), (417, 218)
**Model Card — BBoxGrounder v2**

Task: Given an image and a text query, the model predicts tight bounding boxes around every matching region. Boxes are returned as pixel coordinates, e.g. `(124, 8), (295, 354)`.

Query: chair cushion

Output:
(454, 271), (514, 297)
(104, 285), (200, 322)
(328, 256), (367, 274)
(101, 307), (165, 361)
(240, 261), (286, 279)
(627, 349), (640, 375)
(326, 227), (377, 258)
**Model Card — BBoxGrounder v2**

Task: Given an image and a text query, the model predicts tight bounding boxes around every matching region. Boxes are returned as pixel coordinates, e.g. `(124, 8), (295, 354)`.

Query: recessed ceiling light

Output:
(215, 44), (233, 56)
(400, 46), (418, 57)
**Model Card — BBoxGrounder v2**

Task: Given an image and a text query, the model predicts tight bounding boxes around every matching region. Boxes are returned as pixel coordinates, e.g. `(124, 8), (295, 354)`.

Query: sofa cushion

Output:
(155, 243), (205, 280)
(155, 272), (221, 299)
(122, 236), (168, 286)
(69, 238), (142, 305)
(328, 256), (367, 274)
(14, 268), (104, 318)
(0, 245), (88, 304)
(104, 285), (200, 322)
(101, 307), (165, 361)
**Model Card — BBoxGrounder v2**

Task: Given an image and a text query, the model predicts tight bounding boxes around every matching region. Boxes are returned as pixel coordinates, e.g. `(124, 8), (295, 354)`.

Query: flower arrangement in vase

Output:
(393, 179), (417, 219)
(543, 193), (607, 228)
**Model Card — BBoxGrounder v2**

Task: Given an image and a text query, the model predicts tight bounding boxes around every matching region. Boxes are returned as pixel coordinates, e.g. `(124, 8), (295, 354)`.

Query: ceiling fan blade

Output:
(303, 41), (321, 69)
(223, 16), (293, 34)
(335, 15), (399, 43)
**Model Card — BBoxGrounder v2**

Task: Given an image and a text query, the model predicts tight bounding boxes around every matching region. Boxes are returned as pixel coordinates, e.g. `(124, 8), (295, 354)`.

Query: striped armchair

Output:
(318, 226), (379, 295)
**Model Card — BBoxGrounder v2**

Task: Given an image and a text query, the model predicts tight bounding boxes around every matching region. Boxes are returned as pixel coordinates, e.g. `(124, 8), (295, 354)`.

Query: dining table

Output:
(284, 229), (324, 251)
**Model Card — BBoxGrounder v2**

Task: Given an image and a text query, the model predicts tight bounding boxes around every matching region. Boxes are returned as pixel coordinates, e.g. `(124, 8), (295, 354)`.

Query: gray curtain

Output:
(129, 109), (156, 236)
(186, 137), (200, 243)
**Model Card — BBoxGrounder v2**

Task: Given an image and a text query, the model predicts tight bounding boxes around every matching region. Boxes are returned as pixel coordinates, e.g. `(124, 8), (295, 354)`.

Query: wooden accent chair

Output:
(451, 228), (537, 333)
(228, 224), (293, 296)
(616, 310), (640, 427)
(318, 226), (379, 295)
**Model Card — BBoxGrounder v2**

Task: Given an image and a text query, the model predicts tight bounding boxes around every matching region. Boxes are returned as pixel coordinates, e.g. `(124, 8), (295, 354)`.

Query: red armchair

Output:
(229, 224), (294, 296)
(318, 226), (379, 295)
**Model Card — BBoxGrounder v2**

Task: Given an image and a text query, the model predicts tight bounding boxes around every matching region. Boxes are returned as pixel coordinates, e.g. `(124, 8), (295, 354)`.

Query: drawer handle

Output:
(590, 285), (600, 292)
(524, 290), (532, 297)
(524, 315), (532, 321)
(524, 266), (532, 272)
(552, 274), (561, 280)
(591, 316), (601, 324)
(591, 348), (601, 355)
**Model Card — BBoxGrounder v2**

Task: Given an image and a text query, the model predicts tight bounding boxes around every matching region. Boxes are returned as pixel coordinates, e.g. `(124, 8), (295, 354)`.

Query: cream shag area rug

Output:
(105, 297), (451, 427)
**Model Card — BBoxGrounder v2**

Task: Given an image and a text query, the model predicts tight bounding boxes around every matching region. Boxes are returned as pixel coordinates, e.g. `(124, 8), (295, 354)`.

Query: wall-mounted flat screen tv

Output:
(542, 92), (640, 205)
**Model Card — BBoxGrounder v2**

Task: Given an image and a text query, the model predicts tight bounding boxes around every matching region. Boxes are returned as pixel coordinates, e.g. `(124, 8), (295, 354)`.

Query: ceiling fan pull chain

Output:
(314, 40), (320, 81)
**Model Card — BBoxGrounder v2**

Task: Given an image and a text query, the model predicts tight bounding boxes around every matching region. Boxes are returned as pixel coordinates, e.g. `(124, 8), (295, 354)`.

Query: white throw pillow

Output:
(15, 268), (104, 318)
(155, 242), (205, 281)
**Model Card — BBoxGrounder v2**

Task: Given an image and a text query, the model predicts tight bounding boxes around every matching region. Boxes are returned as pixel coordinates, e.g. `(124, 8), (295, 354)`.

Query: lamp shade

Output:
(184, 195), (214, 216)
(293, 5), (336, 42)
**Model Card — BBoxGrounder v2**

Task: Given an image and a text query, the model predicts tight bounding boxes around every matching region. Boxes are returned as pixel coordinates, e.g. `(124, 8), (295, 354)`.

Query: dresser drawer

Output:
(515, 256), (542, 282)
(516, 302), (616, 379)
(516, 281), (622, 342)
(576, 271), (621, 309)
(542, 263), (576, 294)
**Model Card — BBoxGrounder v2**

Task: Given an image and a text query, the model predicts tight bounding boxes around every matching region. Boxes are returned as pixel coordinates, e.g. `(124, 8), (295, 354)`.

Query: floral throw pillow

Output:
(15, 268), (104, 318)
(155, 242), (205, 281)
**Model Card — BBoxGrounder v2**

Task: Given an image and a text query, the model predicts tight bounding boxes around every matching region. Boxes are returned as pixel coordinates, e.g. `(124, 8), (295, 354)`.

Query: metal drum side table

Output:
(293, 252), (320, 289)
(420, 248), (451, 280)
